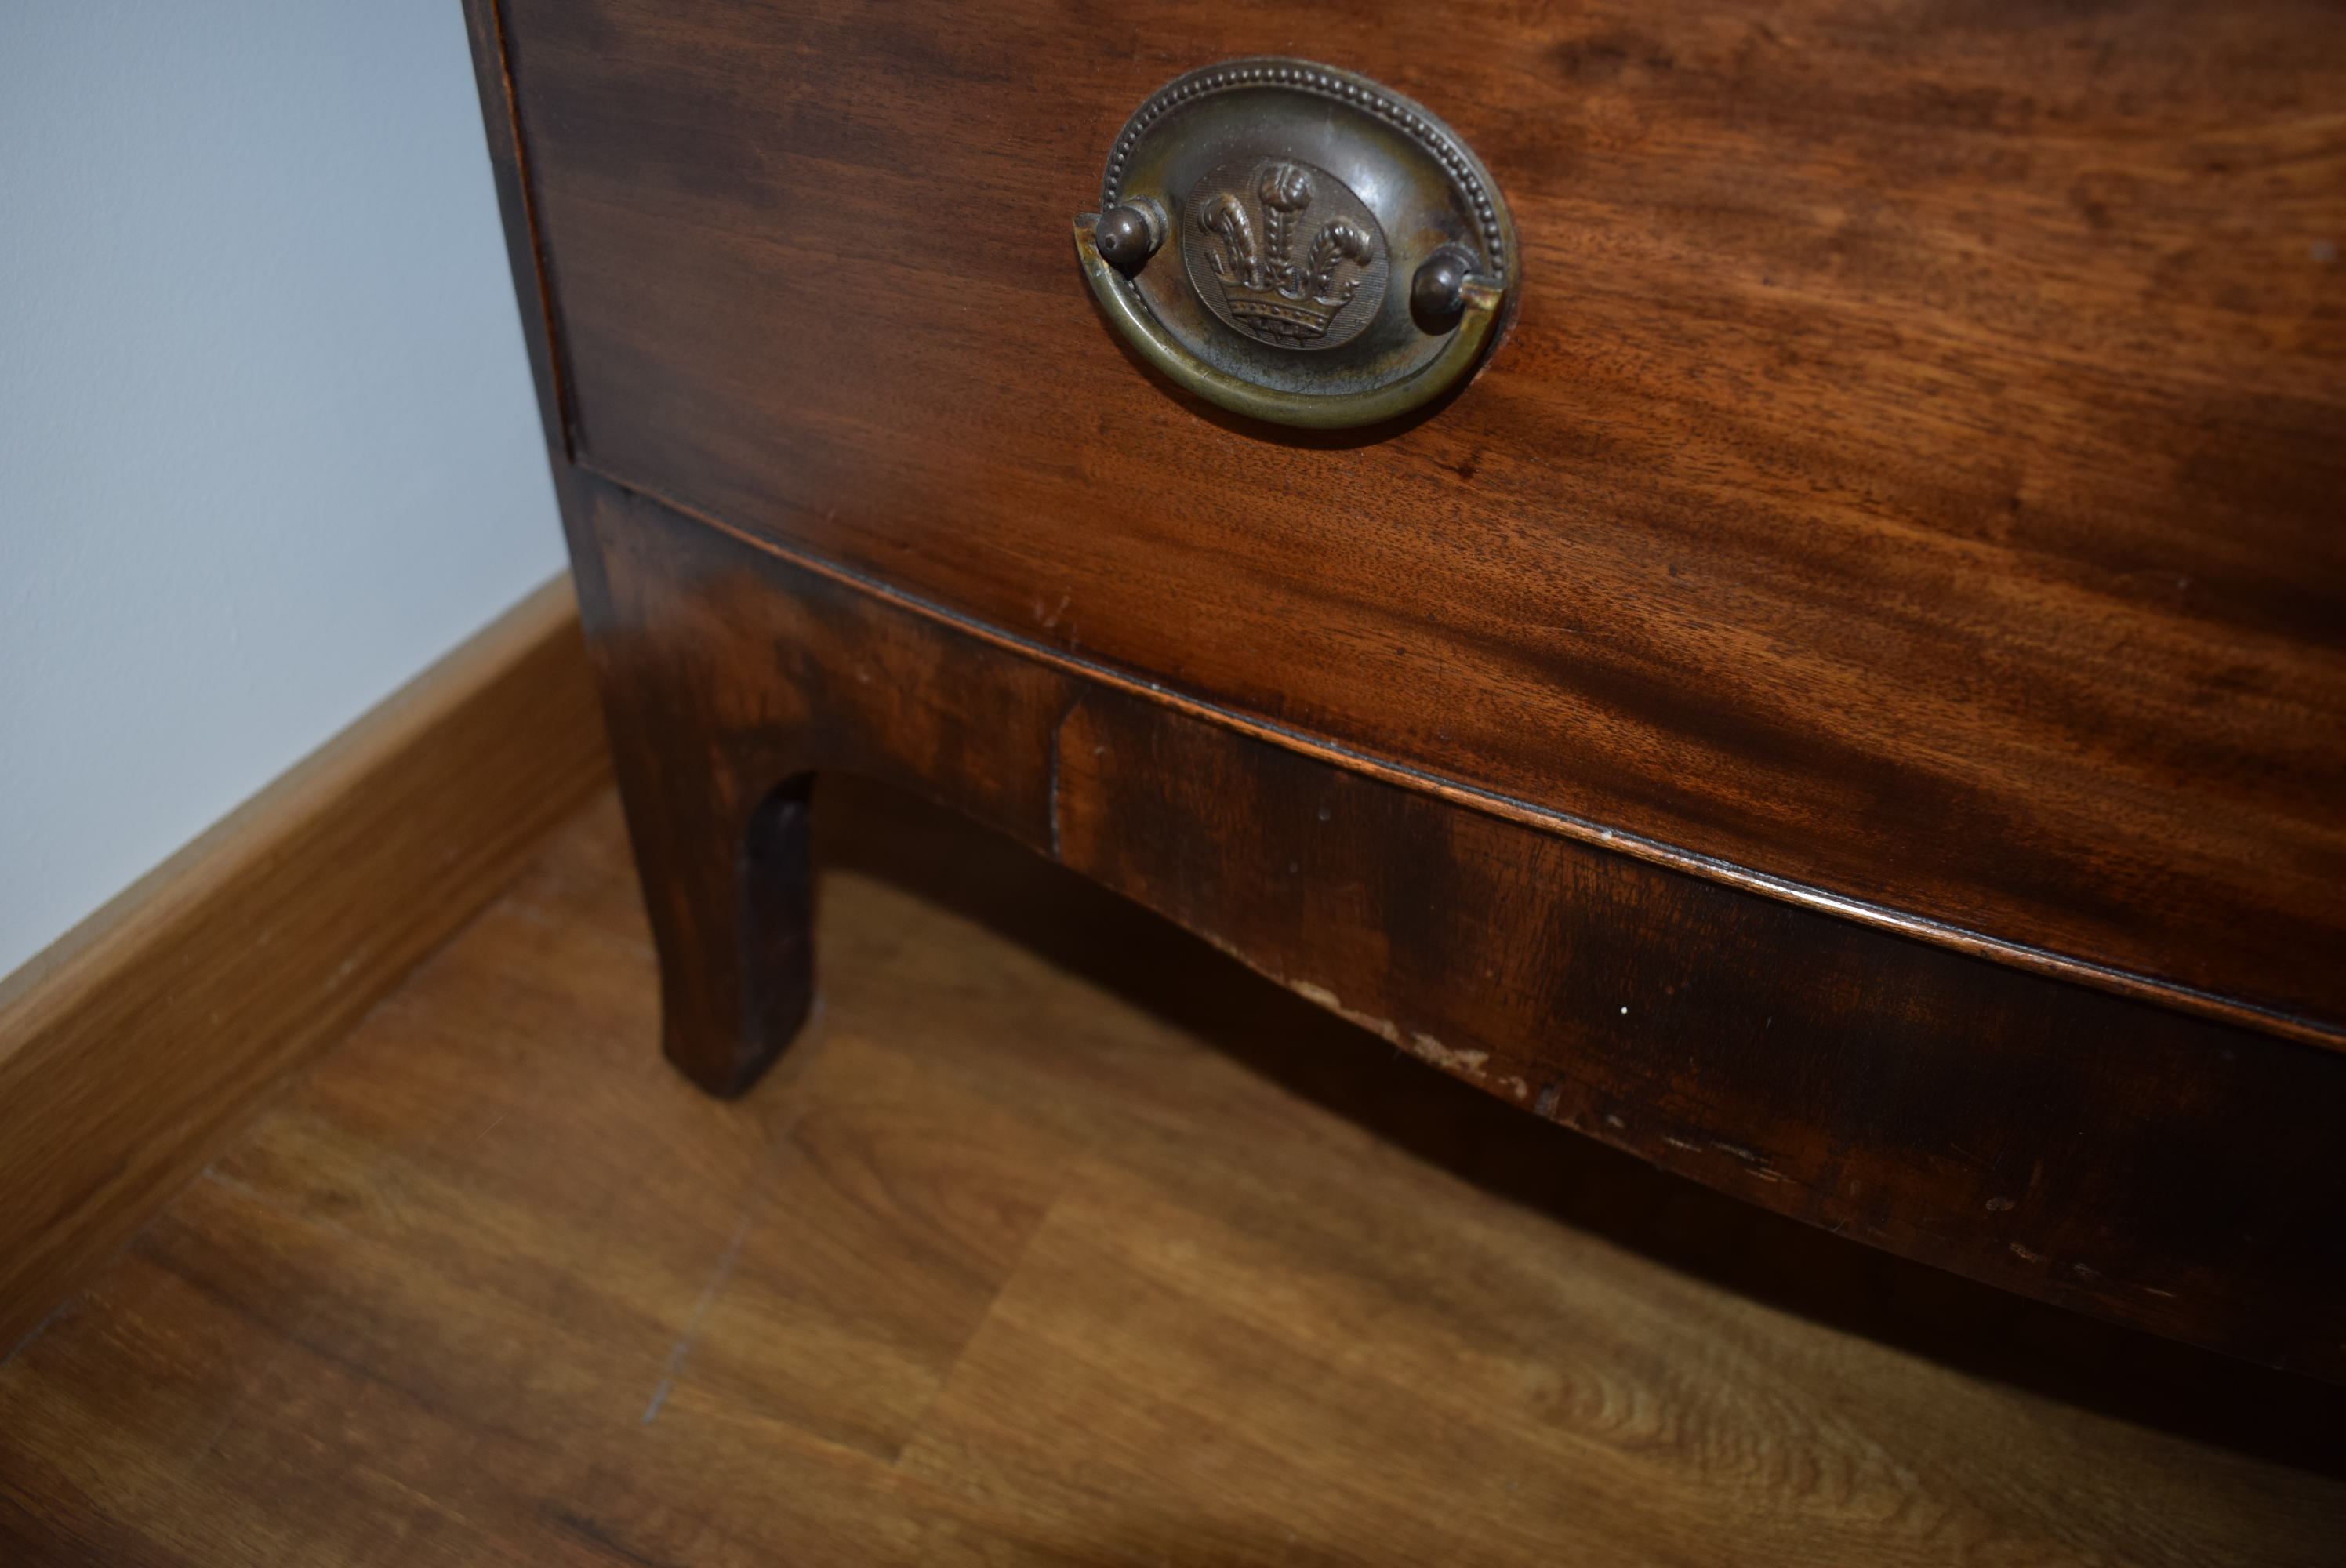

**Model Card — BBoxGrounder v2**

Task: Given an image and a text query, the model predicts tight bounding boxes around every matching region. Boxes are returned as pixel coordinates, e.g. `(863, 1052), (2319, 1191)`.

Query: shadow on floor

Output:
(814, 774), (2346, 1482)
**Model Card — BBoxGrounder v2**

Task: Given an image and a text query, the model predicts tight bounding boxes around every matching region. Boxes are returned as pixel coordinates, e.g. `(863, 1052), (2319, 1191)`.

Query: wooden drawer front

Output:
(501, 0), (2346, 1038)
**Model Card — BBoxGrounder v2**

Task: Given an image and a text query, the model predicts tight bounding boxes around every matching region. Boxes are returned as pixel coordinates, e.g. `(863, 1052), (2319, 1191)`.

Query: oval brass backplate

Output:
(1075, 59), (1517, 430)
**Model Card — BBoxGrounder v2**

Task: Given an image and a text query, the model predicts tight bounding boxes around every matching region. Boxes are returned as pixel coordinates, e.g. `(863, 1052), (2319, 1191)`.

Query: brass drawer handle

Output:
(1075, 59), (1516, 430)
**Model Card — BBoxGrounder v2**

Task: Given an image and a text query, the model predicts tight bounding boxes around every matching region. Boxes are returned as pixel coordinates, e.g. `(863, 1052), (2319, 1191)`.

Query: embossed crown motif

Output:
(1197, 163), (1376, 346)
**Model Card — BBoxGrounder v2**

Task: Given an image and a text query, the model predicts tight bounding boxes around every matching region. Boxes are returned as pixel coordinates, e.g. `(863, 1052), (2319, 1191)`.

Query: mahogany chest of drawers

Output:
(463, 1), (2346, 1377)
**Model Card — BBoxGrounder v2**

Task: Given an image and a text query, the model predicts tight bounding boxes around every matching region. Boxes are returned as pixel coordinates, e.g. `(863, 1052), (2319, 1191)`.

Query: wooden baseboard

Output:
(0, 575), (612, 1357)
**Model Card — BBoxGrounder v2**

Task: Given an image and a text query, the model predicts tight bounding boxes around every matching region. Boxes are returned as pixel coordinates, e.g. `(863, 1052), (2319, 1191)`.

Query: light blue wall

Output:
(0, 2), (565, 979)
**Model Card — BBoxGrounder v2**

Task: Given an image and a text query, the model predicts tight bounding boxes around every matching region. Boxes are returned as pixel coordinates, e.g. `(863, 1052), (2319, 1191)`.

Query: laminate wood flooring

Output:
(3, 782), (2341, 1566)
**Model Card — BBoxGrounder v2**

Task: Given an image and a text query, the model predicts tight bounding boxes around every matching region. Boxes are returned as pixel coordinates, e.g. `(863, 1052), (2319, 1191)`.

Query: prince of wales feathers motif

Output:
(1197, 163), (1376, 345)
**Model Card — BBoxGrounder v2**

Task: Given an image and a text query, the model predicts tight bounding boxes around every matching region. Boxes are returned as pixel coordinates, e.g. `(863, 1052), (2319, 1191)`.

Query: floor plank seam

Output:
(889, 1157), (1088, 1476)
(637, 1009), (830, 1428)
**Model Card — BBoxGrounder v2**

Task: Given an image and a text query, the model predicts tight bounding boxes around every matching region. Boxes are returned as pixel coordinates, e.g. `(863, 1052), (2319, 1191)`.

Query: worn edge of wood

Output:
(464, 0), (578, 466)
(580, 459), (2342, 1054)
(0, 574), (612, 1360)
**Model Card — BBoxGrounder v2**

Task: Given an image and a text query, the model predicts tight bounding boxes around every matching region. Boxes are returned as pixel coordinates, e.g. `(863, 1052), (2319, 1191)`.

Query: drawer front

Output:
(500, 0), (2346, 1036)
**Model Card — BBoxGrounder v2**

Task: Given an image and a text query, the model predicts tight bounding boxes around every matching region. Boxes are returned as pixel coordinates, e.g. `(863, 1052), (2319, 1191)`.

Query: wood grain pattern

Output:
(495, 0), (2346, 1037)
(0, 577), (609, 1359)
(576, 472), (2346, 1379)
(3, 785), (2341, 1566)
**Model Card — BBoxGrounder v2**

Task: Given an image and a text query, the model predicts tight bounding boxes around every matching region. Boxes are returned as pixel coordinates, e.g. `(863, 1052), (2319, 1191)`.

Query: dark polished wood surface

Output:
(5, 789), (2342, 1566)
(464, 1), (2346, 1376)
(496, 0), (2346, 1038)
(582, 474), (2346, 1377)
